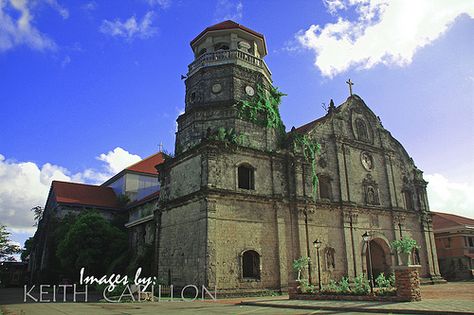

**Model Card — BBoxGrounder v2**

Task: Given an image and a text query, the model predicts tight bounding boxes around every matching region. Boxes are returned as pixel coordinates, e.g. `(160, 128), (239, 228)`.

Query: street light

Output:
(313, 239), (322, 291)
(362, 231), (374, 294)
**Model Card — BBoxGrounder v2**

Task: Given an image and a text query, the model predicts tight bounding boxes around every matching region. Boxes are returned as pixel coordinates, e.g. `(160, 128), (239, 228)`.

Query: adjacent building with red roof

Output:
(432, 211), (474, 280)
(28, 151), (165, 282)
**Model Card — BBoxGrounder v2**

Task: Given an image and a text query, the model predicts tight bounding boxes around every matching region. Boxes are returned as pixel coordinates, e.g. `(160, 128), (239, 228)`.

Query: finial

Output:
(328, 99), (336, 113)
(158, 142), (164, 152)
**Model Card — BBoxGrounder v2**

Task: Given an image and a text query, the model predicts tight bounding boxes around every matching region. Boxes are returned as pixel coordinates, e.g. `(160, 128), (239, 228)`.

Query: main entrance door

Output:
(366, 238), (391, 279)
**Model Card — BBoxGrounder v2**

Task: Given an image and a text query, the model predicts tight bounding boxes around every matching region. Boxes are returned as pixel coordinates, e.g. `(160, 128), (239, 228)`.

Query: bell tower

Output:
(175, 20), (279, 154)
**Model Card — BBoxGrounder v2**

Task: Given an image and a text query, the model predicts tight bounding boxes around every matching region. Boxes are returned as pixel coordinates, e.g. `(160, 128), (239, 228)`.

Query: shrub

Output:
(322, 280), (339, 294)
(298, 279), (316, 294)
(352, 274), (370, 295)
(389, 273), (396, 287)
(375, 272), (391, 288)
(337, 276), (350, 294)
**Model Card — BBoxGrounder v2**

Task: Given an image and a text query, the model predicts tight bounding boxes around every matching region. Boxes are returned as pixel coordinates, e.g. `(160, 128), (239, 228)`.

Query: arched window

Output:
(356, 118), (369, 142)
(242, 250), (260, 279)
(238, 164), (255, 190)
(319, 175), (331, 200)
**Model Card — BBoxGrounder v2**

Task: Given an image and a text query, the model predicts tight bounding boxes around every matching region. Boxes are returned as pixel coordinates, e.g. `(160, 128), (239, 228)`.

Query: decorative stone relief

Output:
(211, 83), (222, 94)
(343, 211), (358, 224)
(245, 85), (255, 96)
(361, 151), (374, 171)
(370, 213), (379, 227)
(363, 174), (380, 205)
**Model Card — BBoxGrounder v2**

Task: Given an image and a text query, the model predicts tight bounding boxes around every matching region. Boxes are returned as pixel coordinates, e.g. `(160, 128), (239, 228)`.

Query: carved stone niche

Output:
(324, 247), (336, 270)
(363, 174), (380, 205)
(350, 110), (374, 144)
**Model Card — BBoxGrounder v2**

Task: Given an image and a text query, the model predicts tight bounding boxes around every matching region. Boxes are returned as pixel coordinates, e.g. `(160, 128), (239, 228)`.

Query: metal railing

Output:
(188, 49), (271, 79)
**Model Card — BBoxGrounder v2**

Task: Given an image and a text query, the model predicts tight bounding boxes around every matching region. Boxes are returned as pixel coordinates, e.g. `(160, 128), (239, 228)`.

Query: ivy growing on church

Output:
(208, 127), (248, 147)
(293, 134), (321, 202)
(234, 84), (286, 135)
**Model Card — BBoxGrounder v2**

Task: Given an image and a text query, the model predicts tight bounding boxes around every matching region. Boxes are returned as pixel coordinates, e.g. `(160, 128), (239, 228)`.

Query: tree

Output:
(56, 211), (127, 278)
(21, 237), (35, 262)
(0, 224), (21, 261)
(31, 206), (44, 226)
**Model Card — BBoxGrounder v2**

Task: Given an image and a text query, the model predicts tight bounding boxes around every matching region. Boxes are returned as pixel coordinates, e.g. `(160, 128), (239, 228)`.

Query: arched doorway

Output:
(364, 238), (392, 279)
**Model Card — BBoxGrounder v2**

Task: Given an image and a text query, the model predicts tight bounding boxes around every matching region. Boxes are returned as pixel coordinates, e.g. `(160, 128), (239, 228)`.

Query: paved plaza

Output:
(1, 282), (473, 315)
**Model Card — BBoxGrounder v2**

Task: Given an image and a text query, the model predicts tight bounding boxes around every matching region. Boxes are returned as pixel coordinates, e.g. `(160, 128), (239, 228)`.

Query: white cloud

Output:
(81, 1), (97, 11)
(214, 0), (243, 22)
(99, 11), (157, 41)
(0, 0), (57, 52)
(60, 55), (70, 67)
(0, 148), (142, 232)
(146, 0), (171, 9)
(323, 0), (346, 15)
(45, 0), (69, 19)
(297, 0), (474, 77)
(426, 173), (474, 219)
(97, 147), (142, 174)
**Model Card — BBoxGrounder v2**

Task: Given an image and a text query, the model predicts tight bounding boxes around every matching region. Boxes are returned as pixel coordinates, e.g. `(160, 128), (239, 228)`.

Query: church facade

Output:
(151, 21), (443, 293)
(29, 20), (443, 293)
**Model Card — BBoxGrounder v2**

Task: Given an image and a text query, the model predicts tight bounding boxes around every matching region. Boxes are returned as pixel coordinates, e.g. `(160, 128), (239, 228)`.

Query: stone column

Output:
(394, 266), (422, 301)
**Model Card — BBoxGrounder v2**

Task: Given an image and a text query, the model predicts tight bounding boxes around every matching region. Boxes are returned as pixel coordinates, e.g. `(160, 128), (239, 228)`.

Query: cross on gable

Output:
(346, 79), (354, 96)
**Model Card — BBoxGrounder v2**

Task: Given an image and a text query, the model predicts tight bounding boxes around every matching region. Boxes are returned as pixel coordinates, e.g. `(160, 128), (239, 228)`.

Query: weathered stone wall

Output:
(176, 64), (277, 153)
(158, 198), (208, 286)
(162, 154), (202, 201)
(208, 196), (284, 291)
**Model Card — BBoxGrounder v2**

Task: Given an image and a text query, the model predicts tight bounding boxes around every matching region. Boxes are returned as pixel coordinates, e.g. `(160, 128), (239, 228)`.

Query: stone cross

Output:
(158, 142), (164, 152)
(346, 79), (354, 96)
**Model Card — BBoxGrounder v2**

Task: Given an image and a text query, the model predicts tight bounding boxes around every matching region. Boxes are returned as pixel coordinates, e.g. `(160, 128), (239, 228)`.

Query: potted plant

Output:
(292, 257), (311, 293)
(391, 236), (419, 265)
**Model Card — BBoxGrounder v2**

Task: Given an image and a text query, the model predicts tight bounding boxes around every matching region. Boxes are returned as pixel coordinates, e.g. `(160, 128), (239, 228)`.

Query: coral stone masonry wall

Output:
(394, 266), (422, 301)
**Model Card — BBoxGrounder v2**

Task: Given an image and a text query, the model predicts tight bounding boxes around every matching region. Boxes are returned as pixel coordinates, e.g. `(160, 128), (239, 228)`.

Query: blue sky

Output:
(0, 0), (473, 249)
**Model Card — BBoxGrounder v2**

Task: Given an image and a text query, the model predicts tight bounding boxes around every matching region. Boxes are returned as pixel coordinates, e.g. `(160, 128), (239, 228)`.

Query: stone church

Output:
(30, 20), (443, 292)
(148, 20), (443, 292)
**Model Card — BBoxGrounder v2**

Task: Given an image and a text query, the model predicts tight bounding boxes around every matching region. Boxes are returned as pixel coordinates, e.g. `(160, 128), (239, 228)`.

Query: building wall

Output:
(435, 231), (474, 280)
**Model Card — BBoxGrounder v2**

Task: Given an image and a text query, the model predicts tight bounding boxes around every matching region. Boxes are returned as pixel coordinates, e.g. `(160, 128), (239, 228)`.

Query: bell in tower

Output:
(175, 20), (283, 154)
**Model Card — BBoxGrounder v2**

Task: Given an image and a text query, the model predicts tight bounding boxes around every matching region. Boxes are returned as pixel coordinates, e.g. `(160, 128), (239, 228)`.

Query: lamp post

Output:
(313, 239), (322, 291)
(362, 231), (374, 294)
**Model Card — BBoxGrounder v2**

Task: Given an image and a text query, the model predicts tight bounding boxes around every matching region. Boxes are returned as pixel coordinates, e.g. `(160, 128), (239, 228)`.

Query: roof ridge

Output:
(52, 180), (102, 188)
(125, 152), (162, 171)
(433, 211), (474, 221)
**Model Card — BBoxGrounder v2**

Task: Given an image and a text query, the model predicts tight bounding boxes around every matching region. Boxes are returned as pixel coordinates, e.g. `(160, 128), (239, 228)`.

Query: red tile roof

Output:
(125, 152), (164, 175)
(191, 20), (264, 46)
(432, 212), (474, 230)
(293, 115), (329, 134)
(52, 181), (120, 209)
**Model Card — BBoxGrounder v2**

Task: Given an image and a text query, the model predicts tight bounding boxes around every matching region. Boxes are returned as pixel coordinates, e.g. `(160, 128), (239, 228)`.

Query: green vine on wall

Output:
(293, 134), (321, 202)
(234, 84), (286, 135)
(208, 127), (248, 147)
